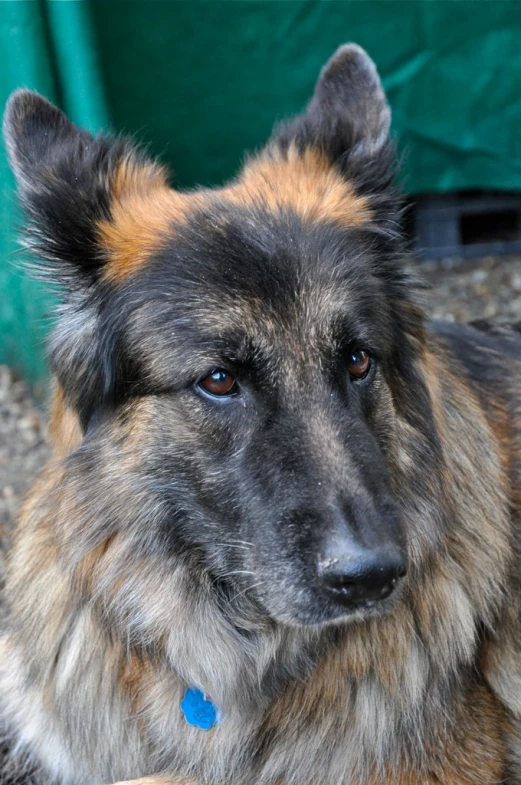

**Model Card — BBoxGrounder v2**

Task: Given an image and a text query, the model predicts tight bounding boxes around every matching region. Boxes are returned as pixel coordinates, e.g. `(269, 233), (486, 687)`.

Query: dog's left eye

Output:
(197, 369), (238, 397)
(347, 349), (372, 381)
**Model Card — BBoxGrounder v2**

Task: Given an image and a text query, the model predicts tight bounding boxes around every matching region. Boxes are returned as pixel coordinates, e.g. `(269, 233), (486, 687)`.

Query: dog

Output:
(2, 42), (521, 785)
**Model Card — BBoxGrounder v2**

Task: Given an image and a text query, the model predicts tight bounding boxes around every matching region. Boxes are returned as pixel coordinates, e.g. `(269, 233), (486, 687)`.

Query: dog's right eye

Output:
(347, 349), (372, 381)
(196, 369), (238, 398)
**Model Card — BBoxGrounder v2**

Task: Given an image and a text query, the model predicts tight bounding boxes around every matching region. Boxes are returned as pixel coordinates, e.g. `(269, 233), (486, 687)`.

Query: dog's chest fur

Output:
(0, 511), (513, 785)
(0, 624), (511, 785)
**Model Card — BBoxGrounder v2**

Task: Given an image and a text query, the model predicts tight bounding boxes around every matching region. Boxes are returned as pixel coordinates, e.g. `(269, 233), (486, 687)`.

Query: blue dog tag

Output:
(181, 687), (218, 730)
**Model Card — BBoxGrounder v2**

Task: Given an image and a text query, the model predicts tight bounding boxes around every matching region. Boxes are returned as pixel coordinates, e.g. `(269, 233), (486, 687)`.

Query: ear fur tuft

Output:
(273, 44), (395, 197)
(3, 89), (168, 288)
(3, 90), (170, 429)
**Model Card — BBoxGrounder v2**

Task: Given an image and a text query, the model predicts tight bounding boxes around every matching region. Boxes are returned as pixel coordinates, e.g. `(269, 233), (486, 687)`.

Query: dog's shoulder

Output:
(429, 318), (521, 384)
(427, 318), (521, 468)
(431, 317), (521, 353)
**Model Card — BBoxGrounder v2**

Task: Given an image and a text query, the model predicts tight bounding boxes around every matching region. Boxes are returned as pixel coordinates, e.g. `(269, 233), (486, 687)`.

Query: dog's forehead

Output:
(132, 200), (382, 346)
(120, 210), (387, 389)
(100, 145), (374, 287)
(108, 145), (388, 368)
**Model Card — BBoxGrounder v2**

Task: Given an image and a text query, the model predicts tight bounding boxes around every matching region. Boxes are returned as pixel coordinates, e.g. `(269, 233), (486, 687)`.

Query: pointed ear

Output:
(4, 91), (172, 429)
(3, 89), (168, 287)
(274, 44), (393, 192)
(4, 90), (91, 192)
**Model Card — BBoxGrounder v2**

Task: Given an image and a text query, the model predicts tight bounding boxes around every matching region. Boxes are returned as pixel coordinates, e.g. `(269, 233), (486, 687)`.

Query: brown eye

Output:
(197, 369), (238, 397)
(347, 349), (372, 380)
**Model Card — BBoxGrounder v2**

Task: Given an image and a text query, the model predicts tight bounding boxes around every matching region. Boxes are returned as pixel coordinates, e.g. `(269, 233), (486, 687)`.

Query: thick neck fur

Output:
(0, 336), (514, 785)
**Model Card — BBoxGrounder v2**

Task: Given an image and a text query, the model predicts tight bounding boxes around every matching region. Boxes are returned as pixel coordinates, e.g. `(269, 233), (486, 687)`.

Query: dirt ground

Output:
(2, 254), (521, 536)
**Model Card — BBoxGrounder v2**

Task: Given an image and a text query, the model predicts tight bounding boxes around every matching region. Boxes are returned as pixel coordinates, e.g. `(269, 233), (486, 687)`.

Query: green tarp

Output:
(0, 0), (108, 390)
(2, 0), (521, 387)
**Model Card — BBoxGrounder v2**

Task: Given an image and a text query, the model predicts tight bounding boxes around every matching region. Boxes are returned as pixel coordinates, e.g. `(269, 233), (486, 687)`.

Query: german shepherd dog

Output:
(2, 43), (521, 785)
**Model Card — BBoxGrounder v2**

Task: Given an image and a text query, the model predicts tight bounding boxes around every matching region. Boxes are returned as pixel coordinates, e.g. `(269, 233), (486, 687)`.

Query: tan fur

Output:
(100, 145), (371, 283)
(48, 383), (82, 459)
(99, 158), (191, 282)
(264, 644), (508, 785)
(221, 144), (371, 226)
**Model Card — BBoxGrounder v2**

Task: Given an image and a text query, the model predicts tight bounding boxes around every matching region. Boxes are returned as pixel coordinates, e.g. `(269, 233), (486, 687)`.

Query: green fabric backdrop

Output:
(2, 0), (521, 388)
(0, 0), (108, 391)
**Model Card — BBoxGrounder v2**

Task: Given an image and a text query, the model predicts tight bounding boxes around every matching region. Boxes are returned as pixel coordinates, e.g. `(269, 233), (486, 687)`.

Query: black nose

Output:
(318, 550), (407, 607)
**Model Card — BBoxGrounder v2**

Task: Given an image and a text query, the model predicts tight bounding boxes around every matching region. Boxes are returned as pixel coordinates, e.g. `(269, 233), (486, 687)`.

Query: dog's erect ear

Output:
(4, 91), (171, 427)
(274, 44), (393, 192)
(308, 43), (390, 159)
(3, 89), (168, 288)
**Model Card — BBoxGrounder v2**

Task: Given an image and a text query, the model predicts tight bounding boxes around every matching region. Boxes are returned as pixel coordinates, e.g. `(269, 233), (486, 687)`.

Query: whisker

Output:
(212, 542), (251, 551)
(230, 580), (264, 603)
(211, 569), (257, 587)
(218, 570), (257, 580)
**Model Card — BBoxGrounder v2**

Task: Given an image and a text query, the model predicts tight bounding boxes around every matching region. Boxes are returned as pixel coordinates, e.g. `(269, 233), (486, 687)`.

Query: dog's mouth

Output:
(258, 589), (405, 629)
(245, 560), (408, 628)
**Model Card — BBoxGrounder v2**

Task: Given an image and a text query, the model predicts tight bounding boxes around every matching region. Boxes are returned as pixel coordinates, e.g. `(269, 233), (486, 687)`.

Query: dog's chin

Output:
(254, 584), (404, 629)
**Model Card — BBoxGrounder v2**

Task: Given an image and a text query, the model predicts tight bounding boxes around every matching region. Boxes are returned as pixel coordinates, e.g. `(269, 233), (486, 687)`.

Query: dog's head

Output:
(4, 45), (433, 627)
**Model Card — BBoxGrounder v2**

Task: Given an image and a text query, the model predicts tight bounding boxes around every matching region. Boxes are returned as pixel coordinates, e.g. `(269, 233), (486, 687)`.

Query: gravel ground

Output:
(0, 366), (49, 558)
(423, 254), (521, 323)
(2, 253), (521, 540)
